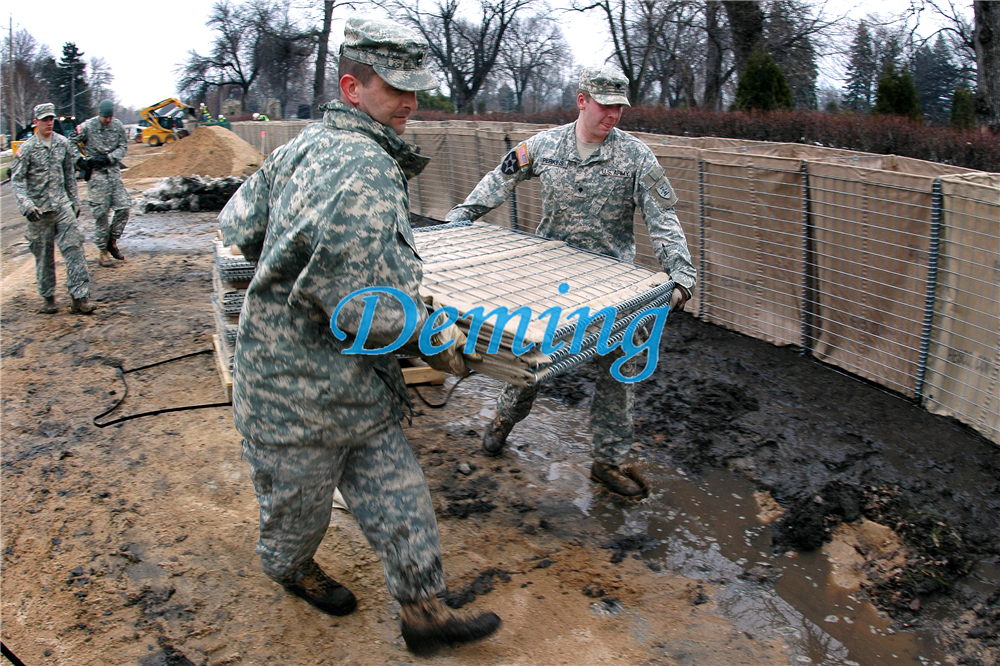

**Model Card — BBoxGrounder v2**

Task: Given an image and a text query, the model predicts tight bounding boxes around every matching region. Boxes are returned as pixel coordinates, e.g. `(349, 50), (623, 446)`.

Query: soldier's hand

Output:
(423, 324), (480, 378)
(669, 286), (690, 312)
(26, 207), (42, 222)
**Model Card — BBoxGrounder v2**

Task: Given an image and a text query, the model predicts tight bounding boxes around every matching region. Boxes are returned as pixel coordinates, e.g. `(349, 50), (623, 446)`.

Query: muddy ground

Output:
(1, 169), (998, 666)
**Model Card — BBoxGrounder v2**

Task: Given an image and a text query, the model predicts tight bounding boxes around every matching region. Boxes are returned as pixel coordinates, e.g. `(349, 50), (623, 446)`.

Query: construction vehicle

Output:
(138, 98), (232, 146)
(139, 98), (200, 147)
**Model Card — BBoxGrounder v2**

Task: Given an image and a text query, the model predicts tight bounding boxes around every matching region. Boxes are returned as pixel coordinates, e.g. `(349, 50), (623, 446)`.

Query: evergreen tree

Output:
(46, 42), (91, 120)
(416, 90), (455, 113)
(913, 35), (959, 124)
(843, 20), (876, 112)
(732, 49), (793, 112)
(950, 85), (975, 130)
(873, 62), (921, 121)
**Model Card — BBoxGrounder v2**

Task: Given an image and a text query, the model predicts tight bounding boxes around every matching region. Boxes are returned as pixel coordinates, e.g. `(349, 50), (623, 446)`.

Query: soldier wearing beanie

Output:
(11, 102), (94, 314)
(75, 99), (131, 266)
(448, 66), (697, 498)
(219, 16), (499, 654)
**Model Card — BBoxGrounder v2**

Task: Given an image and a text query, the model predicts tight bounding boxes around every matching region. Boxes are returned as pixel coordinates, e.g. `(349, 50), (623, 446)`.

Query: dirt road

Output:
(1, 176), (996, 666)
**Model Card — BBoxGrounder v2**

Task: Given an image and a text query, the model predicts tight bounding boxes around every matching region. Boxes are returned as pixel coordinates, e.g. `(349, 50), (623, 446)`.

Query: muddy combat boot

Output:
(482, 416), (514, 456)
(98, 250), (115, 267)
(590, 461), (647, 498)
(39, 297), (58, 314)
(70, 297), (96, 315)
(108, 240), (125, 261)
(400, 597), (501, 654)
(281, 559), (357, 616)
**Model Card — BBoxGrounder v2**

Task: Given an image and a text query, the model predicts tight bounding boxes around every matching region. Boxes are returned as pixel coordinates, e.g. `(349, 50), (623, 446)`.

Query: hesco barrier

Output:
(229, 119), (999, 446)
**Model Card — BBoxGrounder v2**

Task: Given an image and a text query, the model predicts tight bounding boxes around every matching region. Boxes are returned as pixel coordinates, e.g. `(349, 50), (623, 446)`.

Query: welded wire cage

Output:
(222, 120), (999, 445)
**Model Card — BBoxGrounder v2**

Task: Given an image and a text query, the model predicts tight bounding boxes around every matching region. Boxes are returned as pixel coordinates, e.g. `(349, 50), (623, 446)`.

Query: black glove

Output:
(88, 154), (111, 169)
(26, 207), (42, 222)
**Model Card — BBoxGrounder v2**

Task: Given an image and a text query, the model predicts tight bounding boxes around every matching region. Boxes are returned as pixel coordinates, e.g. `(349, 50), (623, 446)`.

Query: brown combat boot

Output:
(400, 597), (501, 654)
(281, 559), (357, 616)
(39, 297), (58, 314)
(98, 250), (115, 267)
(108, 240), (125, 261)
(70, 297), (95, 315)
(482, 416), (514, 456)
(590, 461), (647, 498)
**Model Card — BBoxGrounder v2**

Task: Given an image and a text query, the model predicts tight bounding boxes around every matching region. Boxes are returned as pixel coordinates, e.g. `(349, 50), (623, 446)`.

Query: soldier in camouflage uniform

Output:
(75, 99), (130, 267)
(447, 67), (696, 497)
(218, 16), (500, 654)
(12, 103), (94, 315)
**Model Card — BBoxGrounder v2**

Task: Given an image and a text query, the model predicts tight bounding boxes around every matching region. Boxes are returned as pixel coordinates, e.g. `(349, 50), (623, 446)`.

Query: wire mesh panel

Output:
(923, 174), (1000, 443)
(806, 164), (937, 397)
(699, 153), (805, 346)
(414, 222), (674, 386)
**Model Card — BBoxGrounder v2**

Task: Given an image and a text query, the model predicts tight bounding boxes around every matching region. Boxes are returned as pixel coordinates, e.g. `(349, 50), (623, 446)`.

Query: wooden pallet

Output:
(212, 334), (233, 401)
(400, 358), (445, 385)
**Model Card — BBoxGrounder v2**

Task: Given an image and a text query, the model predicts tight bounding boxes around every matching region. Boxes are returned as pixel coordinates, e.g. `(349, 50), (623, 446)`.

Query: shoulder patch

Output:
(516, 143), (529, 167)
(500, 150), (519, 175)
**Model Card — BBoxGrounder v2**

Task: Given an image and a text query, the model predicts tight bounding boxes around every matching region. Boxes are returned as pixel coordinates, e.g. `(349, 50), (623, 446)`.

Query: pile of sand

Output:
(124, 125), (263, 180)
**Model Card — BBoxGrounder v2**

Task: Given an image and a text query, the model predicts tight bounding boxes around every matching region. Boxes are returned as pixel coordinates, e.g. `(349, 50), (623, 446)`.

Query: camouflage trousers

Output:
(25, 205), (91, 300)
(242, 424), (446, 603)
(496, 349), (637, 466)
(87, 170), (130, 250)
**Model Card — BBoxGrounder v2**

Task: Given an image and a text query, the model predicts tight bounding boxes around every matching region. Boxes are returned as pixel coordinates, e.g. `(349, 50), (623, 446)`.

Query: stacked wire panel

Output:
(212, 238), (254, 370)
(414, 221), (675, 387)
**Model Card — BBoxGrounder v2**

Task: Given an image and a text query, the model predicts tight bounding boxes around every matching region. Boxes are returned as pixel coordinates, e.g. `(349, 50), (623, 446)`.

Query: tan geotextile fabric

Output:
(922, 174), (1000, 444)
(229, 121), (310, 155)
(697, 152), (805, 346)
(805, 163), (939, 397)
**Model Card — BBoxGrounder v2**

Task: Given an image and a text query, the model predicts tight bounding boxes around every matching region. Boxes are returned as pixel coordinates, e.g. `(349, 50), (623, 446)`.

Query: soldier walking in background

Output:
(12, 103), (94, 315)
(219, 16), (499, 654)
(447, 67), (697, 497)
(75, 99), (131, 267)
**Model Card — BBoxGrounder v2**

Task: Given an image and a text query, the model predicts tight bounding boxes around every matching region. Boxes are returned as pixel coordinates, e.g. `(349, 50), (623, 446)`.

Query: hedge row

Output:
(411, 107), (1000, 173)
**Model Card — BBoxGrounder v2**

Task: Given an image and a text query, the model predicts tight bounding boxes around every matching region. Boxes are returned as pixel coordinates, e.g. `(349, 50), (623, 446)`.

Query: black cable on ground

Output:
(411, 371), (475, 409)
(1, 642), (26, 666)
(93, 349), (232, 428)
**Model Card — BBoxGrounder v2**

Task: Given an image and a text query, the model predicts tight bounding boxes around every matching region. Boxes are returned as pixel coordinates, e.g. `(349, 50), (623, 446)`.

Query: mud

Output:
(1, 180), (998, 665)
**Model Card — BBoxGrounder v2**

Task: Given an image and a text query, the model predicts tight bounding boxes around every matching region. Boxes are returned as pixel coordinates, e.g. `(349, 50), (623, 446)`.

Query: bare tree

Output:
(88, 56), (116, 106)
(498, 9), (571, 111)
(702, 0), (731, 110)
(1, 29), (52, 133)
(254, 1), (315, 116)
(973, 0), (999, 128)
(387, 0), (535, 115)
(311, 0), (356, 113)
(572, 0), (686, 105)
(177, 0), (263, 112)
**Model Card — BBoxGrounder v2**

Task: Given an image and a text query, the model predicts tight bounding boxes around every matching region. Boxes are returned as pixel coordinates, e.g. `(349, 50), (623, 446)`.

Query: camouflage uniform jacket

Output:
(219, 101), (431, 448)
(447, 122), (696, 291)
(75, 116), (128, 169)
(11, 132), (81, 215)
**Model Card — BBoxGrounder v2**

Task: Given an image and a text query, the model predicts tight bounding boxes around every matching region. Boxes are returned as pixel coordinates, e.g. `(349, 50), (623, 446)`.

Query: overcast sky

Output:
(7, 0), (961, 110)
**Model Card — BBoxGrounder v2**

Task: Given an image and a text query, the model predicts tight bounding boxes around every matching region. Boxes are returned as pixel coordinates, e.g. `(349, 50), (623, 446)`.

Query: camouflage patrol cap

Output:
(340, 16), (439, 92)
(578, 66), (631, 107)
(34, 103), (56, 120)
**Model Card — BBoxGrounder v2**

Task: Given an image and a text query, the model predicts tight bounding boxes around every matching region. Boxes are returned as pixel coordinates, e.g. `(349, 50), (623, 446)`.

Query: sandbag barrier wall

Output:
(229, 118), (1000, 446)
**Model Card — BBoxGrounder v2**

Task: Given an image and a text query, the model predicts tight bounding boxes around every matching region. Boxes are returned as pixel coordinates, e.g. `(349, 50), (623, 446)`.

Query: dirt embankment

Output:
(123, 126), (263, 181)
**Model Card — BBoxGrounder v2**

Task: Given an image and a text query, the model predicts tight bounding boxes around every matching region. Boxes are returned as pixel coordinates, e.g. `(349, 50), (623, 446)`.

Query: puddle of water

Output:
(449, 374), (958, 666)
